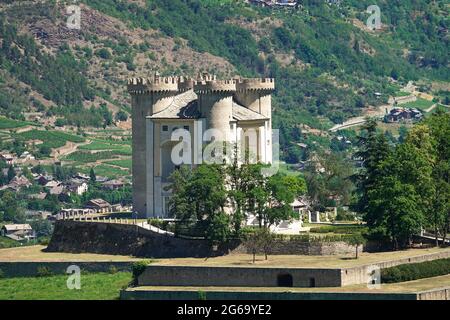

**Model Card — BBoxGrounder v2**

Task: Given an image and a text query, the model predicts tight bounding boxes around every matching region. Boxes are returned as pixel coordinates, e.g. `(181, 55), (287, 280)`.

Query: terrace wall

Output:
(47, 221), (358, 258)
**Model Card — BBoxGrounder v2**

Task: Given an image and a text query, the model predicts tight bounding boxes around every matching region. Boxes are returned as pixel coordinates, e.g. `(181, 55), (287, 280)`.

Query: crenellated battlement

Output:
(127, 75), (179, 94)
(194, 79), (237, 93)
(128, 73), (275, 94)
(236, 77), (275, 92)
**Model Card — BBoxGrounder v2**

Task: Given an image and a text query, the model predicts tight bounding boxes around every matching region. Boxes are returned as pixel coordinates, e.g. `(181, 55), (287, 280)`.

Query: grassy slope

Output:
(0, 272), (132, 300)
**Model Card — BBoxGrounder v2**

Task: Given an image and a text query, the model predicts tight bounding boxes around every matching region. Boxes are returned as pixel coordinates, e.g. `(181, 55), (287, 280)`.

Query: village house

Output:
(0, 153), (15, 165)
(85, 198), (112, 214)
(291, 198), (312, 222)
(385, 107), (423, 123)
(35, 174), (54, 186)
(1, 224), (35, 241)
(75, 173), (90, 181)
(44, 180), (61, 188)
(66, 178), (89, 196)
(101, 179), (125, 191)
(1, 175), (33, 191)
(17, 151), (35, 163)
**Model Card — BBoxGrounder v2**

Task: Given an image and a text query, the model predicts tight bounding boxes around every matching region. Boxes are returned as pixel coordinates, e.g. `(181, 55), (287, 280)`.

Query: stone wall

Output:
(340, 250), (450, 286)
(47, 221), (359, 258)
(232, 240), (357, 256)
(47, 221), (223, 258)
(138, 266), (342, 288)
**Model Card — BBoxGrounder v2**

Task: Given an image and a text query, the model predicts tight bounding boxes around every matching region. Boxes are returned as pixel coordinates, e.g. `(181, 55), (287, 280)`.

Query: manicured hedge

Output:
(381, 258), (450, 283)
(309, 225), (366, 234)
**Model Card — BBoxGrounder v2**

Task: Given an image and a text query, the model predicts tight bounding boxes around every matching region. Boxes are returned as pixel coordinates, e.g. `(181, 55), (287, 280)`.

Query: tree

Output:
(115, 111), (128, 122)
(30, 218), (53, 237)
(257, 228), (275, 261)
(354, 119), (392, 225)
(305, 151), (354, 211)
(167, 165), (228, 240)
(424, 112), (450, 245)
(7, 165), (15, 183)
(345, 234), (367, 259)
(205, 212), (231, 246)
(89, 167), (96, 183)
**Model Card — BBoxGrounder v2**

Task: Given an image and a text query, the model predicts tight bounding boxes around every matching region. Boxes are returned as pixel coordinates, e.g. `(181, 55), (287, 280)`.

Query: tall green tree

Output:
(424, 112), (450, 245)
(354, 119), (392, 226)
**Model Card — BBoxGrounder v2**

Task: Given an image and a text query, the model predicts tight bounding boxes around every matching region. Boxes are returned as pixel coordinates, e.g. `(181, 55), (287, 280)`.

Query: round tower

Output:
(235, 78), (275, 118)
(127, 76), (178, 217)
(194, 75), (236, 142)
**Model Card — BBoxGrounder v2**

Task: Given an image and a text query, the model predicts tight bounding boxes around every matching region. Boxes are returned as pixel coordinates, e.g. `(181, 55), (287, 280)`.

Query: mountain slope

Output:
(0, 0), (448, 159)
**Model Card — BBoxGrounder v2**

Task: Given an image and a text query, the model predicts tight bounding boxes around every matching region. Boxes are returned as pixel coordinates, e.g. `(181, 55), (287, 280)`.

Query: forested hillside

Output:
(0, 0), (448, 156)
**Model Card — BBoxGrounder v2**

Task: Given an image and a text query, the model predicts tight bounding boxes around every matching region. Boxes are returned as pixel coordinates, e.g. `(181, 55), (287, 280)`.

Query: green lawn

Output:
(0, 272), (132, 300)
(0, 117), (36, 129)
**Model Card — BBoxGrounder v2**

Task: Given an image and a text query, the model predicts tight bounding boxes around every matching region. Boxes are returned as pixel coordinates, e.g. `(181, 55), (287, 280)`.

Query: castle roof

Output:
(149, 90), (267, 121)
(149, 90), (199, 119)
(231, 103), (268, 121)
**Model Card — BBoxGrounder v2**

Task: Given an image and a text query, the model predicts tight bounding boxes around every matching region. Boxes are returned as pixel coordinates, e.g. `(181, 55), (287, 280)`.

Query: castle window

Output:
(162, 125), (168, 132)
(183, 125), (190, 131)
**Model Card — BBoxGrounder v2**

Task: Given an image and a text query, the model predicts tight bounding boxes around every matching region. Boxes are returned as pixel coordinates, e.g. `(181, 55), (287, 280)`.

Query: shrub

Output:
(309, 225), (366, 235)
(381, 258), (450, 283)
(131, 260), (152, 284)
(38, 237), (50, 246)
(36, 266), (53, 277)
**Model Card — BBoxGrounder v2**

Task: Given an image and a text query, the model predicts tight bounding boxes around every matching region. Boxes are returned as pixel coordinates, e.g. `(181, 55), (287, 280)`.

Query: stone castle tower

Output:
(128, 73), (275, 218)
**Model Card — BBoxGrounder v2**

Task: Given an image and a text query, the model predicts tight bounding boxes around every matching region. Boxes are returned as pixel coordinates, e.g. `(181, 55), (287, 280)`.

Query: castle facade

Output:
(127, 73), (275, 218)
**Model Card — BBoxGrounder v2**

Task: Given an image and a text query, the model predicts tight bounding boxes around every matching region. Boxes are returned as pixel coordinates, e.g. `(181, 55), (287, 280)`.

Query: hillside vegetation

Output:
(0, 0), (448, 158)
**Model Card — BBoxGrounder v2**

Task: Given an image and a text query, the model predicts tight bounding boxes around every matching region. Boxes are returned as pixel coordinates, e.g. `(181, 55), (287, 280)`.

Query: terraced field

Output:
(15, 129), (85, 149)
(0, 117), (36, 129)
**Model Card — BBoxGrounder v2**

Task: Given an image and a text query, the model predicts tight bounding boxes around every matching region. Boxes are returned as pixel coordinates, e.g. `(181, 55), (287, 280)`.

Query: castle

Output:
(127, 73), (275, 218)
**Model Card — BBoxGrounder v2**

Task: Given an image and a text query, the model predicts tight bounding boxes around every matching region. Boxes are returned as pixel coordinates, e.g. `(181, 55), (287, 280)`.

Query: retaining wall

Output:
(138, 266), (342, 288)
(47, 221), (221, 258)
(341, 250), (450, 286)
(47, 221), (358, 258)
